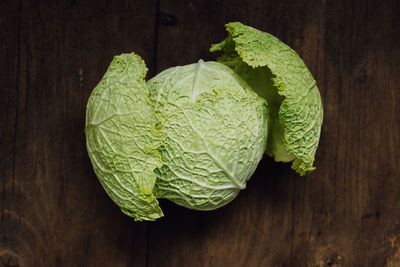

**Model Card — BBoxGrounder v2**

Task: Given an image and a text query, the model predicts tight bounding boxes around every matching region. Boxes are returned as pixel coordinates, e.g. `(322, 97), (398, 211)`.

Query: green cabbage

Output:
(85, 22), (323, 221)
(147, 60), (268, 210)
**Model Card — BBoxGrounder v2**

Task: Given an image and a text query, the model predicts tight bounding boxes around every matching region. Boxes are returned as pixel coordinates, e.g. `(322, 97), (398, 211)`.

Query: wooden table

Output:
(1, 1), (399, 266)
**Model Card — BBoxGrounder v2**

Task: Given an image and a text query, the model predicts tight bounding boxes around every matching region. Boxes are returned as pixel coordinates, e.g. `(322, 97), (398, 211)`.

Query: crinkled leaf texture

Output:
(211, 22), (323, 175)
(85, 55), (269, 220)
(147, 60), (269, 210)
(85, 53), (163, 221)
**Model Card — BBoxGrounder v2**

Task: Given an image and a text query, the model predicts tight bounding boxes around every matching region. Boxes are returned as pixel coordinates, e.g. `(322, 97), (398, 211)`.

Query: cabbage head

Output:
(85, 54), (268, 220)
(85, 22), (323, 221)
(147, 60), (268, 210)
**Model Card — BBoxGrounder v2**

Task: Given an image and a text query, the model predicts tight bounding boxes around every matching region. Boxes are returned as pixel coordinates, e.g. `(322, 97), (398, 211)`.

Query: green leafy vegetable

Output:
(85, 22), (323, 221)
(211, 22), (323, 175)
(147, 60), (268, 210)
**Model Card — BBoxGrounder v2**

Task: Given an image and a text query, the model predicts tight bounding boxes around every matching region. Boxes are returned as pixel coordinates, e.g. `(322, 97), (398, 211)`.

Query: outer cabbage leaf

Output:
(147, 60), (268, 210)
(211, 22), (323, 175)
(85, 53), (163, 221)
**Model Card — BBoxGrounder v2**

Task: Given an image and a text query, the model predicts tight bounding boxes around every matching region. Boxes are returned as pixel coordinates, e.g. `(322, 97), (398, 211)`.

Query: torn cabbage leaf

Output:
(85, 53), (163, 221)
(211, 22), (323, 175)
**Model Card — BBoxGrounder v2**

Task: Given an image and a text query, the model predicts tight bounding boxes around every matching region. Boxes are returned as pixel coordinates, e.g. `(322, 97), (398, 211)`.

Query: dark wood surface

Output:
(1, 1), (399, 266)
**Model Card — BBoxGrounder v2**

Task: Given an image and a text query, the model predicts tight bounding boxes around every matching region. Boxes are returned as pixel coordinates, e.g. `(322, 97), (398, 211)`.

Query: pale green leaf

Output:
(211, 22), (323, 175)
(85, 53), (163, 221)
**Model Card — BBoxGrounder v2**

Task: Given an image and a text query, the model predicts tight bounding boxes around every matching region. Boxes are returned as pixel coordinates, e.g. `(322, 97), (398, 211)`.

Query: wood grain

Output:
(1, 0), (400, 266)
(1, 0), (157, 266)
(150, 0), (400, 266)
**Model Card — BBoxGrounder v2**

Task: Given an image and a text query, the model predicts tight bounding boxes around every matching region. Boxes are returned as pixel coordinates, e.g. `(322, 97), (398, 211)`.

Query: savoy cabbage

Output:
(85, 22), (323, 221)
